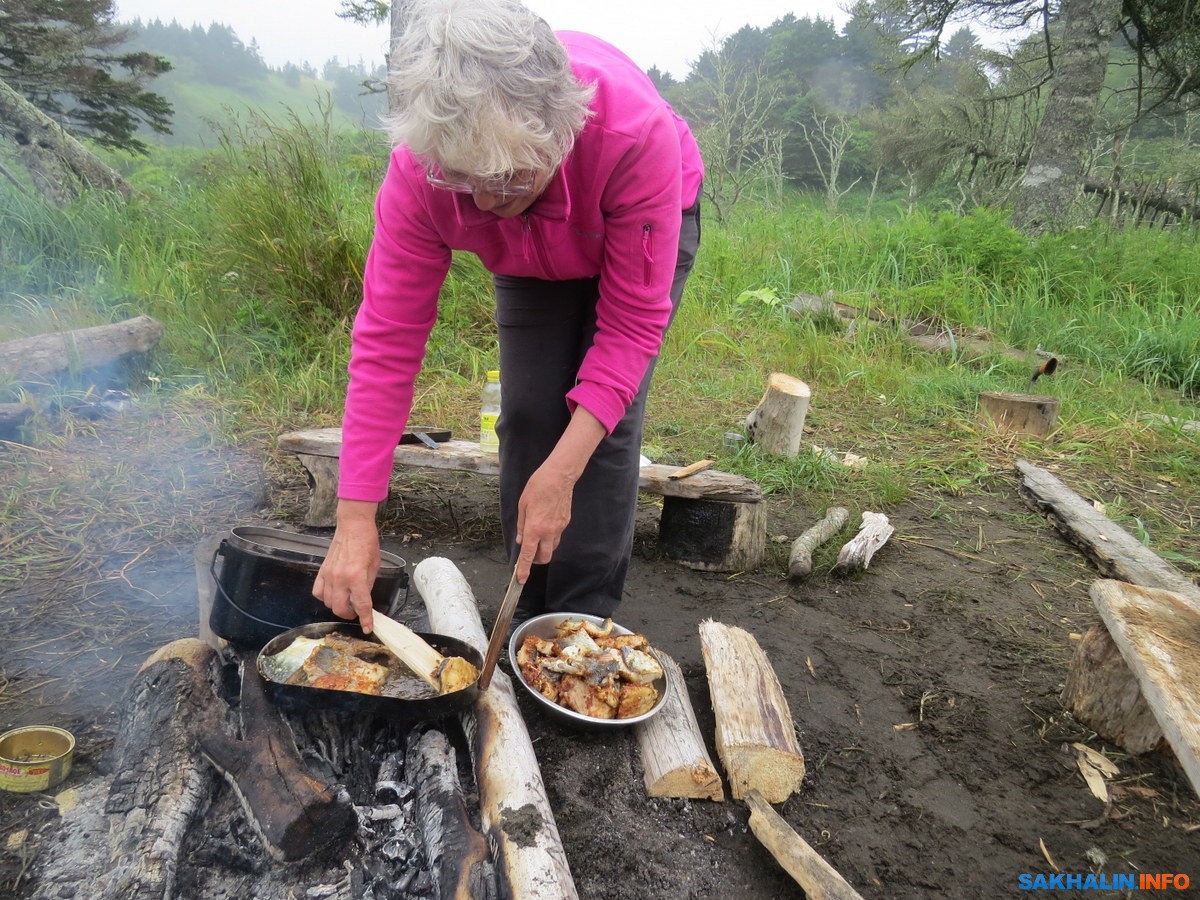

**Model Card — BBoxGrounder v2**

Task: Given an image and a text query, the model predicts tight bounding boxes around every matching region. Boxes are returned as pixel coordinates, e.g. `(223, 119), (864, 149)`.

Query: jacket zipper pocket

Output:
(641, 224), (654, 287)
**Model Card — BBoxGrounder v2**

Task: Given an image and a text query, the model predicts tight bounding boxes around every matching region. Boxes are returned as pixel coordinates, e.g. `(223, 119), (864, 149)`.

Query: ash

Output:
(30, 711), (473, 900)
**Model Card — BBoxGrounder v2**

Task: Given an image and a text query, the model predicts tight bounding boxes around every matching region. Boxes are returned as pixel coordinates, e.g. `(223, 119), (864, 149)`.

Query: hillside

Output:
(121, 18), (388, 146)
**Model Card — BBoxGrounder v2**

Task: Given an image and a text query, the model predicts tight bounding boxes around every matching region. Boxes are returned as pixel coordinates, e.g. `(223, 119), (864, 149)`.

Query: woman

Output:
(313, 0), (703, 633)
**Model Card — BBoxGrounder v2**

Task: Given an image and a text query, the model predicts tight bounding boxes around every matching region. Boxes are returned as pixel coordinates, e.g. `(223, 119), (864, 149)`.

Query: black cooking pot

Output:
(257, 622), (481, 718)
(209, 527), (408, 649)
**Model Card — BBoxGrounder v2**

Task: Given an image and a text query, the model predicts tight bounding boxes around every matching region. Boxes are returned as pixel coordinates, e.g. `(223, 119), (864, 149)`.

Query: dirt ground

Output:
(2, 408), (1199, 899)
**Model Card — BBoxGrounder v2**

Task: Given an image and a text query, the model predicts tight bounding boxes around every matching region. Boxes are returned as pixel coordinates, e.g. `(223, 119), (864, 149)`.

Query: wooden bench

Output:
(278, 428), (766, 572)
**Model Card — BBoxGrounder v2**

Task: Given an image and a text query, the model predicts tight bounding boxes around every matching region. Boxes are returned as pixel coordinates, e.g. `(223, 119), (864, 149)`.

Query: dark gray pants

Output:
(493, 200), (701, 618)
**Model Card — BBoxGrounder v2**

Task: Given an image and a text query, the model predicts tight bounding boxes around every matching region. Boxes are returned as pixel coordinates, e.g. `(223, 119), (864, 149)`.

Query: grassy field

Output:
(3, 120), (1199, 578)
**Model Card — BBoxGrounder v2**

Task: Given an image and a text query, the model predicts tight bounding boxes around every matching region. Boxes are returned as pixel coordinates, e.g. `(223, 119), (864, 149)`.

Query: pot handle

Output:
(209, 542), (298, 634)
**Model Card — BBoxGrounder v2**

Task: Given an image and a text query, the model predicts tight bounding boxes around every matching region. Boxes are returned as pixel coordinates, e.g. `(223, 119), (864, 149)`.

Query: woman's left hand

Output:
(512, 408), (606, 581)
(514, 464), (574, 581)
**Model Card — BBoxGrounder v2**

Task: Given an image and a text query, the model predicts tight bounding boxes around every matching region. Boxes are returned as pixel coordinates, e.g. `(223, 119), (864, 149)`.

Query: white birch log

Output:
(744, 373), (811, 457)
(634, 651), (724, 800)
(699, 620), (806, 803)
(414, 557), (578, 900)
(833, 511), (894, 575)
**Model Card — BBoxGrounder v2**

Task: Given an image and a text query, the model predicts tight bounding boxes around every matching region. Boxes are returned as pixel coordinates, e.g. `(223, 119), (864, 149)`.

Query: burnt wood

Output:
(408, 727), (497, 900)
(197, 652), (357, 862)
(101, 640), (223, 900)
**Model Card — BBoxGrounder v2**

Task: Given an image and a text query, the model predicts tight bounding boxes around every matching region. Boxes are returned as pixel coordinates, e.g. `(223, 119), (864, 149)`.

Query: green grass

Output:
(2, 119), (1199, 573)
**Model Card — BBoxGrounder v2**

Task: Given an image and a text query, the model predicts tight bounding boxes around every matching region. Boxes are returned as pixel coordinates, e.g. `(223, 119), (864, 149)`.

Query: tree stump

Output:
(745, 373), (811, 457)
(979, 390), (1060, 437)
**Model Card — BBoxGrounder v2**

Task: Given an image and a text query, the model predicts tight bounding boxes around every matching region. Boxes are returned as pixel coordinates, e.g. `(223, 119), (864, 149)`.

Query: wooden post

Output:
(745, 373), (811, 457)
(699, 620), (806, 803)
(634, 651), (725, 800)
(658, 496), (766, 573)
(979, 391), (1060, 437)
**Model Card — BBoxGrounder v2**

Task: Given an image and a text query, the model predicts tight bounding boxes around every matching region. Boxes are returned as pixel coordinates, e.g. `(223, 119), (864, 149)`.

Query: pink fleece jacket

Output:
(338, 32), (704, 502)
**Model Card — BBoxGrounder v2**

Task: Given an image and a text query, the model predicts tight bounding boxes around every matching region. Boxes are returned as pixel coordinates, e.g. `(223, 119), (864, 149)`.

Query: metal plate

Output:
(257, 622), (481, 720)
(508, 613), (670, 730)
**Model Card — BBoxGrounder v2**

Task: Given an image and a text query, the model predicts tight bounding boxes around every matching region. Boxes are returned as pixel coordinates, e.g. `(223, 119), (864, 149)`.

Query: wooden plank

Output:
(1014, 460), (1200, 613)
(1089, 580), (1200, 797)
(634, 651), (725, 800)
(699, 620), (806, 802)
(279, 428), (762, 503)
(745, 790), (864, 900)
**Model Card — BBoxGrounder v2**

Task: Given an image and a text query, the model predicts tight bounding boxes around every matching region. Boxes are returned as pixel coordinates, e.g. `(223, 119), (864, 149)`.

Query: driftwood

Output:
(100, 640), (222, 900)
(1014, 460), (1200, 609)
(197, 655), (358, 861)
(833, 511), (894, 575)
(699, 620), (806, 803)
(1062, 624), (1167, 755)
(979, 391), (1060, 437)
(902, 321), (1031, 365)
(744, 373), (811, 457)
(407, 727), (497, 900)
(788, 506), (849, 579)
(1076, 581), (1200, 795)
(745, 790), (864, 900)
(634, 651), (725, 800)
(0, 316), (164, 383)
(414, 557), (578, 900)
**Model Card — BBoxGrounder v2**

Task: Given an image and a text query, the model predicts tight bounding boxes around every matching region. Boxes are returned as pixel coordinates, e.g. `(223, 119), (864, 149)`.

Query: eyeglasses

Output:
(425, 165), (538, 199)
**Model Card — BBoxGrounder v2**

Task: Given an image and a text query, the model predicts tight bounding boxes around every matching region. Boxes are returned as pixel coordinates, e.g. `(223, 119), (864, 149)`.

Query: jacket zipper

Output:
(641, 224), (653, 287)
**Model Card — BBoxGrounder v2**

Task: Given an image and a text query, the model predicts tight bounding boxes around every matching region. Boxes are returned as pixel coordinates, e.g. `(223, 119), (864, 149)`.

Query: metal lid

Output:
(227, 527), (406, 574)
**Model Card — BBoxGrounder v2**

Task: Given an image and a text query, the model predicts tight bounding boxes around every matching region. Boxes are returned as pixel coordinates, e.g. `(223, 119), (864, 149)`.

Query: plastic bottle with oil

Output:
(480, 370), (501, 453)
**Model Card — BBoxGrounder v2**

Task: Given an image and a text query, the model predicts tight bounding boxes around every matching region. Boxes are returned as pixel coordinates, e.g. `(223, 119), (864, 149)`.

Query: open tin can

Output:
(0, 726), (75, 793)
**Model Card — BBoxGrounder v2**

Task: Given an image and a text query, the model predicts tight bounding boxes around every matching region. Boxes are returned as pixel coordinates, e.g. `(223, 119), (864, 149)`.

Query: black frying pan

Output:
(256, 621), (481, 719)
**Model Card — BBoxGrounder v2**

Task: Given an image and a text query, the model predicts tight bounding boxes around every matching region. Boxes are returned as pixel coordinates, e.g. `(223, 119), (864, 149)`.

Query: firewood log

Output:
(744, 373), (811, 457)
(413, 557), (578, 900)
(0, 315), (163, 382)
(634, 651), (724, 800)
(197, 654), (357, 862)
(100, 640), (222, 900)
(745, 790), (864, 899)
(407, 727), (497, 900)
(699, 620), (806, 803)
(833, 511), (893, 575)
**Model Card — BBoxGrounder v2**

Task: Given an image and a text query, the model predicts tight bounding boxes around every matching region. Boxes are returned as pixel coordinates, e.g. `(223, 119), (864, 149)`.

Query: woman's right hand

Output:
(312, 499), (382, 633)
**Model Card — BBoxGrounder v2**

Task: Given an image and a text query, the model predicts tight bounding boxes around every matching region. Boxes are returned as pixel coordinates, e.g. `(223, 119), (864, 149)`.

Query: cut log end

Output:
(1062, 625), (1166, 756)
(745, 373), (811, 457)
(979, 390), (1060, 437)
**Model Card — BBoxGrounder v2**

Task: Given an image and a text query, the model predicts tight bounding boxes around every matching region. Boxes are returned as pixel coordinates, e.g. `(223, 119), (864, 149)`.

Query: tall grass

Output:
(2, 119), (1198, 547)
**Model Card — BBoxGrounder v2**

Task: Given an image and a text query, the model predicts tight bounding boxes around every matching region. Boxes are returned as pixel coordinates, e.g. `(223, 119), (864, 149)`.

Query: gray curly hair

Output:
(385, 0), (596, 179)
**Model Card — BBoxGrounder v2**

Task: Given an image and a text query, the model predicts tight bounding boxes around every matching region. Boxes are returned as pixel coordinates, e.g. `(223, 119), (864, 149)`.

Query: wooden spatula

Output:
(372, 611), (478, 694)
